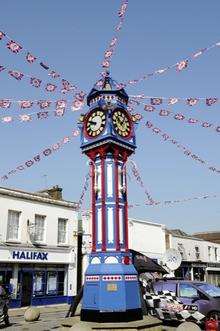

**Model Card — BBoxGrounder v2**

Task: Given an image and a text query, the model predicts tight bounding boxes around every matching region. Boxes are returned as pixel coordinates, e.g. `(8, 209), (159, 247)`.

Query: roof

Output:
(166, 228), (205, 241)
(129, 217), (165, 229)
(0, 186), (78, 209)
(87, 72), (129, 105)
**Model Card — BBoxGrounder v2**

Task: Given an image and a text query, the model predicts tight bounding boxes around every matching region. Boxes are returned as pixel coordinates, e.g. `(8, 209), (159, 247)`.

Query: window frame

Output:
(34, 214), (46, 244)
(178, 283), (199, 298)
(57, 218), (68, 245)
(6, 210), (21, 242)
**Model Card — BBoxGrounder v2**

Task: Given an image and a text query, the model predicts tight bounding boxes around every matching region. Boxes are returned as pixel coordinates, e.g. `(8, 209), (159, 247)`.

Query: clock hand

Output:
(88, 120), (97, 125)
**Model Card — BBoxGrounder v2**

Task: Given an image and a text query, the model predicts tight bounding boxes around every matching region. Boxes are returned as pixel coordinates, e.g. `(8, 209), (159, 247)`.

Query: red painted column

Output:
(100, 148), (106, 252)
(90, 157), (96, 252)
(123, 152), (129, 252)
(114, 150), (120, 251)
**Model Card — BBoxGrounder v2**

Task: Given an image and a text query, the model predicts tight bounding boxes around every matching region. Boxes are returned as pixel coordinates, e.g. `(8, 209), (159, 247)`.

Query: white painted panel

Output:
(107, 207), (114, 243)
(107, 164), (113, 197)
(97, 208), (102, 244)
(119, 208), (124, 244)
(97, 165), (101, 199)
(118, 165), (122, 198)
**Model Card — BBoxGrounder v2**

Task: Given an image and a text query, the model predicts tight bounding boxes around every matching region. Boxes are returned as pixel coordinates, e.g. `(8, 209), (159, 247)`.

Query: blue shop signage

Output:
(12, 250), (48, 261)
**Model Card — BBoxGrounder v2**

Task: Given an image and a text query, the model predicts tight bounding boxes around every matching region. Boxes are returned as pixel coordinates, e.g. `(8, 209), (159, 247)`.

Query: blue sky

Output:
(0, 1), (220, 233)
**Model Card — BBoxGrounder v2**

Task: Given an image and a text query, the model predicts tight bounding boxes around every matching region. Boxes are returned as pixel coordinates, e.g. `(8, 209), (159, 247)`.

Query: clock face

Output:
(112, 109), (131, 138)
(85, 110), (106, 137)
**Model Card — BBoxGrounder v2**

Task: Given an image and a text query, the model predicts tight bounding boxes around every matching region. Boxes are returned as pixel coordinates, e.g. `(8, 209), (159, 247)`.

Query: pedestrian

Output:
(0, 281), (10, 326)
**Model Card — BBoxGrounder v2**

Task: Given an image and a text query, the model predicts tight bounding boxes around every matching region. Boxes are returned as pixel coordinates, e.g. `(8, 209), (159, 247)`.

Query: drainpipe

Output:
(76, 216), (83, 292)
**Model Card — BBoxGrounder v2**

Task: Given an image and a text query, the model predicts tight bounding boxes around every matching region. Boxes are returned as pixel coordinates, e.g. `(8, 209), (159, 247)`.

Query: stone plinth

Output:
(60, 315), (162, 331)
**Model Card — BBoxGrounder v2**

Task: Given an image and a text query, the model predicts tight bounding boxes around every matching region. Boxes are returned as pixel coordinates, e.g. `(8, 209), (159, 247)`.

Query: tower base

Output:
(81, 308), (143, 322)
(81, 252), (143, 322)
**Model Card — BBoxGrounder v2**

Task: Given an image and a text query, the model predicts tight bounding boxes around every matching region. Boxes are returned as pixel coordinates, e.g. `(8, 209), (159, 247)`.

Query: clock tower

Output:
(79, 73), (142, 322)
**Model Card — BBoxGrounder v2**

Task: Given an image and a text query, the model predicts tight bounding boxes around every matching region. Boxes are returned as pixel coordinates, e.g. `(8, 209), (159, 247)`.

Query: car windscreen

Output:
(195, 283), (220, 298)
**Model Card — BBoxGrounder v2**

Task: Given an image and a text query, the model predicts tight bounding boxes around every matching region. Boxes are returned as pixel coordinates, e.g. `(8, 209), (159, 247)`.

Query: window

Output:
(214, 247), (218, 261)
(208, 246), (211, 261)
(34, 215), (45, 242)
(195, 246), (200, 260)
(177, 243), (185, 259)
(179, 283), (198, 298)
(7, 210), (20, 241)
(47, 271), (57, 295)
(58, 218), (67, 244)
(196, 283), (220, 298)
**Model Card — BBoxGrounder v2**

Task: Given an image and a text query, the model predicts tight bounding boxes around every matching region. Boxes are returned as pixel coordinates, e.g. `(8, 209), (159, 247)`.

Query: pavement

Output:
(2, 305), (177, 330)
(1, 310), (65, 330)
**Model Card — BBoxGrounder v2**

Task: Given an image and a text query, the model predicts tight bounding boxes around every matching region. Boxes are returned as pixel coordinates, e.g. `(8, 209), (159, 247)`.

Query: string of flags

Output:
(101, 0), (128, 70)
(121, 40), (220, 88)
(129, 159), (219, 208)
(145, 120), (220, 174)
(0, 98), (84, 111)
(0, 129), (80, 182)
(0, 61), (86, 97)
(78, 172), (90, 209)
(129, 95), (219, 107)
(128, 194), (219, 208)
(0, 108), (67, 124)
(143, 106), (220, 135)
(129, 160), (158, 205)
(0, 30), (83, 94)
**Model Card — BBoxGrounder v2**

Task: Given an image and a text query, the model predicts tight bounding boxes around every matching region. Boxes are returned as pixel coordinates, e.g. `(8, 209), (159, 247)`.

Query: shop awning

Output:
(129, 249), (167, 275)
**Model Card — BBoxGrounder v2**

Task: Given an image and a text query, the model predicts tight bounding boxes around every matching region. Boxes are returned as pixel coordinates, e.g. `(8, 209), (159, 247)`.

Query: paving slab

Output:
(60, 315), (162, 331)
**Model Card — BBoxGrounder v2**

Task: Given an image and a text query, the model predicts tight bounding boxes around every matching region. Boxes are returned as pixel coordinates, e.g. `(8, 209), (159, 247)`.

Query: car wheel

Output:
(207, 311), (220, 321)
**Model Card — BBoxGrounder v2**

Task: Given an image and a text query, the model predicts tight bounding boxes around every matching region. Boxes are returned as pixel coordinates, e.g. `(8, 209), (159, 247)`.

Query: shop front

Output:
(0, 246), (76, 308)
(175, 261), (206, 281)
(206, 263), (220, 286)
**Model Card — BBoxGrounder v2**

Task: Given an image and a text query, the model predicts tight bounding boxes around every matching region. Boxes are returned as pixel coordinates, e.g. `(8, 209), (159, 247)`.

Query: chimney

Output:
(40, 185), (63, 200)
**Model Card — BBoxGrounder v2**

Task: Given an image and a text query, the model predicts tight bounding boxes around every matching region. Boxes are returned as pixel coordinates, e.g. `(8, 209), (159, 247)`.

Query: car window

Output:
(179, 284), (198, 298)
(195, 283), (220, 298)
(154, 282), (176, 293)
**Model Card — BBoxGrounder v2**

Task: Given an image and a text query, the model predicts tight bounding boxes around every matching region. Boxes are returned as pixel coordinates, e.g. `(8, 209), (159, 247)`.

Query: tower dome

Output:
(87, 72), (129, 106)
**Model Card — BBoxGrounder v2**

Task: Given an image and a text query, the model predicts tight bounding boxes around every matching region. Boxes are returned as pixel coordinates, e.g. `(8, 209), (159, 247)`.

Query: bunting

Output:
(145, 121), (220, 174)
(121, 40), (220, 88)
(101, 0), (128, 70)
(78, 172), (90, 209)
(128, 194), (219, 208)
(0, 129), (80, 182)
(129, 94), (219, 107)
(0, 97), (84, 112)
(144, 106), (220, 135)
(0, 30), (83, 94)
(129, 160), (158, 205)
(0, 62), (83, 96)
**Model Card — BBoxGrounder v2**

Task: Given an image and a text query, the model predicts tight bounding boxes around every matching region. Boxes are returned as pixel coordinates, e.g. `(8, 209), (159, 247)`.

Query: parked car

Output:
(153, 279), (220, 320)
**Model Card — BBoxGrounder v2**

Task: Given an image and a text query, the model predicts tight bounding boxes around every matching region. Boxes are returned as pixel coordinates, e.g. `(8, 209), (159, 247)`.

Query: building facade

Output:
(166, 229), (220, 286)
(80, 213), (166, 279)
(0, 186), (78, 308)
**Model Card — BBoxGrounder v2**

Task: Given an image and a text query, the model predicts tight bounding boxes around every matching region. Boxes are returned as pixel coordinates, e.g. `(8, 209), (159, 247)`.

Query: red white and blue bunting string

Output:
(129, 95), (219, 107)
(129, 159), (220, 207)
(0, 62), (86, 98)
(145, 121), (220, 174)
(78, 172), (90, 209)
(0, 30), (83, 94)
(129, 160), (158, 205)
(101, 0), (128, 70)
(0, 98), (84, 112)
(129, 194), (219, 208)
(0, 129), (80, 182)
(121, 40), (220, 88)
(0, 108), (67, 124)
(143, 106), (220, 135)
